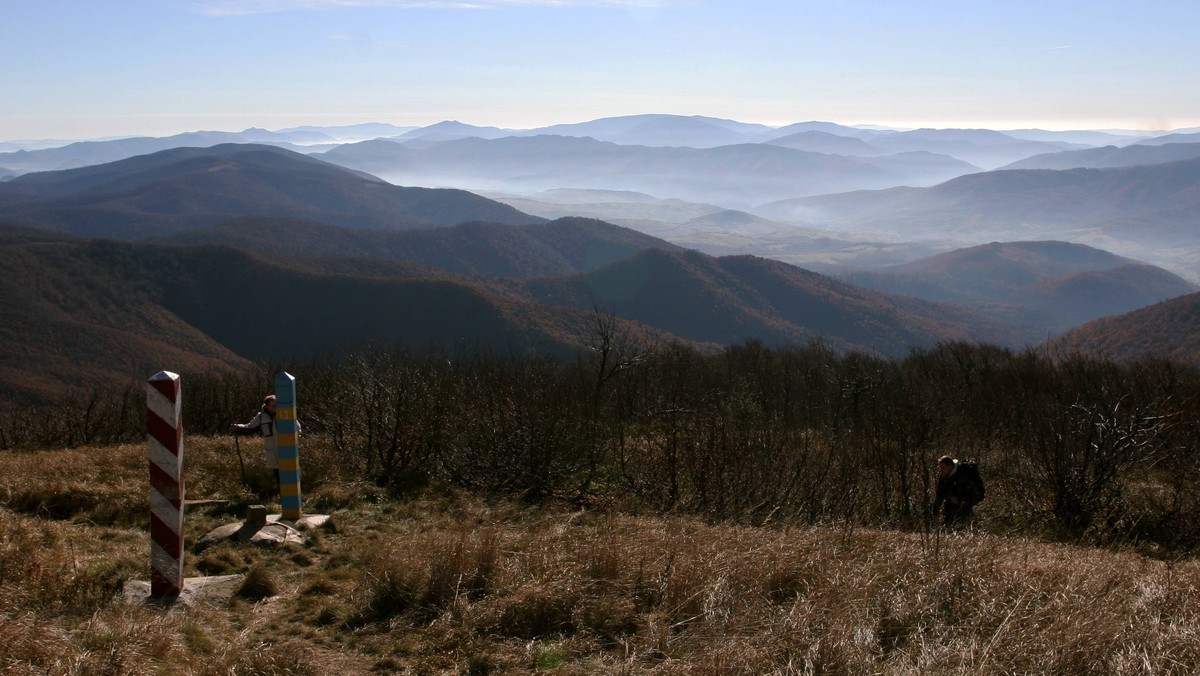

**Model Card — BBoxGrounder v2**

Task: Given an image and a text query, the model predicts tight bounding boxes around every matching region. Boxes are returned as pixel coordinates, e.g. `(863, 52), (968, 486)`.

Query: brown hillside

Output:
(1047, 291), (1200, 363)
(519, 248), (1019, 355)
(162, 215), (679, 278)
(0, 235), (687, 402)
(841, 241), (1197, 340)
(0, 238), (251, 401)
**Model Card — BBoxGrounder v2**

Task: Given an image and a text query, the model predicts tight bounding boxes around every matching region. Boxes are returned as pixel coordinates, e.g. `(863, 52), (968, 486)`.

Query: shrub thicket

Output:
(3, 338), (1198, 549)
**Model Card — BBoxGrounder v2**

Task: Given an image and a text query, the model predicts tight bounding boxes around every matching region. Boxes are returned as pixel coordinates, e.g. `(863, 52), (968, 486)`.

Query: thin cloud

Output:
(196, 0), (675, 15)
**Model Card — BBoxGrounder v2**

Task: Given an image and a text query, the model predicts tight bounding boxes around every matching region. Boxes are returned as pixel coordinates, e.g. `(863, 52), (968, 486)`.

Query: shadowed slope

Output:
(519, 248), (1018, 355)
(162, 215), (680, 278)
(1048, 292), (1200, 364)
(0, 144), (539, 238)
(0, 234), (672, 401)
(0, 235), (251, 400)
(841, 241), (1197, 337)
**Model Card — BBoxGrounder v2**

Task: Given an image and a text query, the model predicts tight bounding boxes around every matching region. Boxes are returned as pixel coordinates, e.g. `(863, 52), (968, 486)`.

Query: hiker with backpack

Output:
(230, 393), (299, 491)
(932, 455), (985, 529)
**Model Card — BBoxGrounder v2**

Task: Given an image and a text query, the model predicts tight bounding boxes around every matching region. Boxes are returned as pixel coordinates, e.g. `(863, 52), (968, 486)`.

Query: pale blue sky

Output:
(3, 0), (1198, 140)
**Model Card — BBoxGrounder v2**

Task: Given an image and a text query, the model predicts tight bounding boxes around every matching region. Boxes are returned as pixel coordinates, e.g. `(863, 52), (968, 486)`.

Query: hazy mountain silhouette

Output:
(1003, 142), (1200, 170)
(1, 117), (1146, 210)
(763, 121), (877, 140)
(860, 128), (1081, 169)
(756, 158), (1200, 275)
(526, 114), (776, 147)
(0, 144), (539, 238)
(277, 122), (418, 141)
(568, 116), (747, 148)
(766, 131), (883, 156)
(1135, 132), (1200, 146)
(0, 129), (337, 174)
(489, 189), (729, 226)
(321, 135), (978, 207)
(1047, 291), (1200, 364)
(841, 241), (1197, 339)
(1001, 129), (1149, 146)
(395, 120), (518, 142)
(683, 209), (798, 233)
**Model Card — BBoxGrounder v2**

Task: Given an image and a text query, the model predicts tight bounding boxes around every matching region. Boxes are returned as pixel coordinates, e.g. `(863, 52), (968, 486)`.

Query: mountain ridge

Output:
(839, 241), (1198, 339)
(320, 135), (979, 207)
(161, 215), (681, 278)
(1047, 292), (1200, 364)
(756, 157), (1200, 278)
(516, 247), (1019, 354)
(0, 144), (540, 238)
(0, 221), (1053, 402)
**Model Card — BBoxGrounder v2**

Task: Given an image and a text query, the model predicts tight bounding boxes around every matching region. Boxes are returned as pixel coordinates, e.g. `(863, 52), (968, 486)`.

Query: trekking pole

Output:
(921, 499), (932, 556)
(234, 433), (247, 487)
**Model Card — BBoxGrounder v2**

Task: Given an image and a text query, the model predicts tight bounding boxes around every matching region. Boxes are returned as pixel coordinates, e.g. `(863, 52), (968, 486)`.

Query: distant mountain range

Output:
(1, 138), (1196, 400)
(483, 189), (941, 271)
(2, 114), (1177, 202)
(319, 135), (979, 207)
(4, 115), (1186, 277)
(757, 157), (1200, 278)
(1003, 138), (1200, 171)
(374, 116), (1106, 167)
(0, 129), (339, 174)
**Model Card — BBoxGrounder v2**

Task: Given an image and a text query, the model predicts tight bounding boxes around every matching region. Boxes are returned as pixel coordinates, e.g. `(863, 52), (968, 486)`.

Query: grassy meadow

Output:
(3, 434), (1200, 675)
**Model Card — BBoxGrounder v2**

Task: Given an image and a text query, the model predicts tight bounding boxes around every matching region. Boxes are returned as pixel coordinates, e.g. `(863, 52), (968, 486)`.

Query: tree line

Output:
(3, 334), (1198, 551)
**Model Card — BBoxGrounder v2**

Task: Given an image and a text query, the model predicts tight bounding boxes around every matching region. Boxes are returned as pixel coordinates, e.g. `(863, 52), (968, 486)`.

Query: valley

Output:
(2, 115), (1199, 401)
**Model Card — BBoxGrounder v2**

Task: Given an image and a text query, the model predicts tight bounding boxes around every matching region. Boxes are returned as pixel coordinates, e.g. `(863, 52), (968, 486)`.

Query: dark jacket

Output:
(934, 462), (984, 513)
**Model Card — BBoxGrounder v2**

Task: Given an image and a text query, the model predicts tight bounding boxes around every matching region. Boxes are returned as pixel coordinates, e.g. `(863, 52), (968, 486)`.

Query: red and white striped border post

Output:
(147, 371), (185, 599)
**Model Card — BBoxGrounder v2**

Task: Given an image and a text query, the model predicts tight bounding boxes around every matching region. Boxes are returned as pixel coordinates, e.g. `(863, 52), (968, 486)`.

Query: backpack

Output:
(958, 460), (985, 504)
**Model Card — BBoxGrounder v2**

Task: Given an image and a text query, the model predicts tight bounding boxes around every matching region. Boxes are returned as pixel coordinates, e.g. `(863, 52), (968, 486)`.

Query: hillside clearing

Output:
(2, 439), (1199, 674)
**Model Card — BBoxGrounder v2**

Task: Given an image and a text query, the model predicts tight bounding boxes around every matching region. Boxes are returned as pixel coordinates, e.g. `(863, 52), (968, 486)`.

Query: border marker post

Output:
(275, 372), (302, 520)
(147, 371), (184, 599)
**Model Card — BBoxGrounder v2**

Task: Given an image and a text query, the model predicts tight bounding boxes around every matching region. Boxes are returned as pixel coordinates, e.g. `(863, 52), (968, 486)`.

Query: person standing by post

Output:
(231, 394), (284, 489)
(932, 455), (985, 529)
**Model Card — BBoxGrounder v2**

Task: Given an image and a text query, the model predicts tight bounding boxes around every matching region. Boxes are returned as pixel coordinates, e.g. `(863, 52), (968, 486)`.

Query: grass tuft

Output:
(236, 564), (279, 601)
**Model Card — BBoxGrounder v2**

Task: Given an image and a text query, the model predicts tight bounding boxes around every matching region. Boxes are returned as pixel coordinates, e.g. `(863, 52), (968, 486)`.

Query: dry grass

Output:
(3, 441), (1200, 674)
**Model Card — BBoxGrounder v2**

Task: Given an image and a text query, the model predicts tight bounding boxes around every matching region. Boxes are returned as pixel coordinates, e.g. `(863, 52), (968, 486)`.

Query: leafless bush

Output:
(5, 339), (1200, 548)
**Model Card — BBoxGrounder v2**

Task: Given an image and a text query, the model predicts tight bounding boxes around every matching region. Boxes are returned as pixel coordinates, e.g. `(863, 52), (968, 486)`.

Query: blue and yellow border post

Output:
(274, 372), (302, 521)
